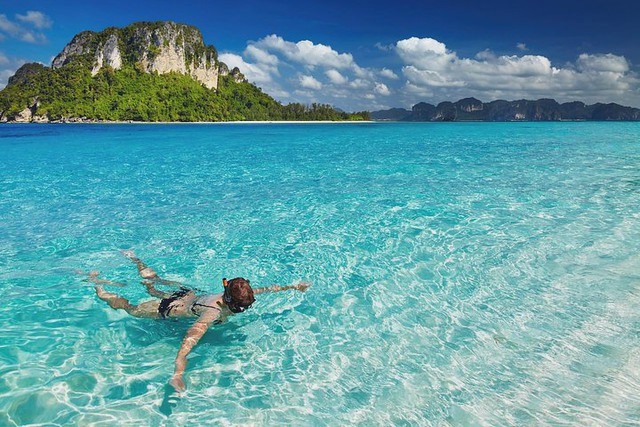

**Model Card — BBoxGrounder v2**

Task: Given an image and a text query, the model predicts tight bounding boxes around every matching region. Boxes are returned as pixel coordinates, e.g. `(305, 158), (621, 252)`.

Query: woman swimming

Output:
(87, 250), (309, 392)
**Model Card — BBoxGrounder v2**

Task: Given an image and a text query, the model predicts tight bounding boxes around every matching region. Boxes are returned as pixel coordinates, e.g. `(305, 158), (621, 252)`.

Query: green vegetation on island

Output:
(0, 21), (369, 123)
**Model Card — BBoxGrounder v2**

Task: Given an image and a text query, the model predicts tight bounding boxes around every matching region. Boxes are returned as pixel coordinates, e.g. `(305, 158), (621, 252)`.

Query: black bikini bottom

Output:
(158, 287), (192, 318)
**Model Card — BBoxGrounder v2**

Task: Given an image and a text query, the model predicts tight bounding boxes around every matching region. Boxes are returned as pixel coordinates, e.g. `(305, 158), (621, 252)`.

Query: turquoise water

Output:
(1, 122), (639, 425)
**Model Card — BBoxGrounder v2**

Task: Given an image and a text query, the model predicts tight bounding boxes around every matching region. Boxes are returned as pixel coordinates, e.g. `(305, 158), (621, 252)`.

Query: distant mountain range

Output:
(371, 98), (640, 121)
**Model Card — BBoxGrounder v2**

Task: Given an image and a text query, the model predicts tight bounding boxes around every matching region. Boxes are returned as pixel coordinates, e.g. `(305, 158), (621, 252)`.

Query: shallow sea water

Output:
(0, 122), (639, 426)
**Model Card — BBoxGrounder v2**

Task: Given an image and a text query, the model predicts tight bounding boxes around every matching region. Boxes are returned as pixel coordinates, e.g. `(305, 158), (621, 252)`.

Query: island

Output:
(371, 97), (640, 121)
(0, 21), (369, 123)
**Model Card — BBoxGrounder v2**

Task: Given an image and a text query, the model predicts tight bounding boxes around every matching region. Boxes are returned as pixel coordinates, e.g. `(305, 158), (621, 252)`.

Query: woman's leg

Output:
(142, 280), (172, 299)
(84, 270), (126, 287)
(94, 285), (161, 318)
(121, 250), (161, 281)
(122, 250), (183, 286)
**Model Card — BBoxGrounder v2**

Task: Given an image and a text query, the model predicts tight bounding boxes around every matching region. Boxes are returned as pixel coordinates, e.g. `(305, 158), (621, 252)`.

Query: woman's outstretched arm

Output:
(170, 309), (220, 392)
(253, 282), (310, 295)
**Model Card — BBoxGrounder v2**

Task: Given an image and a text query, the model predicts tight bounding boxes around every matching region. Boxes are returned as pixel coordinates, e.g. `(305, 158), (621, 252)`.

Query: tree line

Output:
(0, 63), (370, 122)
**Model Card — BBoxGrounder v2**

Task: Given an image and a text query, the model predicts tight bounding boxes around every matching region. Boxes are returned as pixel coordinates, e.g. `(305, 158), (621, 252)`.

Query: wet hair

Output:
(224, 277), (255, 312)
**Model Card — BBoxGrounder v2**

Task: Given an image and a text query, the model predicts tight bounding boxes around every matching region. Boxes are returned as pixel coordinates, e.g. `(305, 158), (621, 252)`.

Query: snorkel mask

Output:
(222, 278), (253, 313)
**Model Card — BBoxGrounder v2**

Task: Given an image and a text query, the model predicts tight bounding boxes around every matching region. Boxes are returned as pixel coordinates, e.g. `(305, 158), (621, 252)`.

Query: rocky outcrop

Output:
(457, 97), (483, 112)
(52, 32), (94, 69)
(10, 98), (40, 123)
(591, 103), (640, 120)
(7, 63), (47, 86)
(218, 62), (229, 76)
(12, 107), (32, 123)
(91, 34), (122, 76)
(372, 98), (640, 121)
(433, 102), (456, 121)
(52, 22), (220, 89)
(230, 67), (246, 83)
(131, 22), (219, 89)
(32, 115), (49, 123)
(370, 107), (411, 121)
(411, 102), (436, 121)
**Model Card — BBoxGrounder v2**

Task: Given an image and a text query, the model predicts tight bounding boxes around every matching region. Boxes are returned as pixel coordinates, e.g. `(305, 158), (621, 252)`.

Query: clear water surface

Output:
(0, 122), (639, 426)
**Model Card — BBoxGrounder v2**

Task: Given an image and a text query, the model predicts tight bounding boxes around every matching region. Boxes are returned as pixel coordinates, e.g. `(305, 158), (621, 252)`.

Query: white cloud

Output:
(219, 53), (273, 84)
(244, 45), (279, 66)
(402, 65), (466, 87)
(404, 82), (433, 97)
(16, 11), (52, 29)
(374, 82), (391, 96)
(325, 69), (347, 85)
(0, 12), (50, 43)
(517, 42), (528, 51)
(0, 14), (22, 35)
(299, 75), (322, 90)
(576, 53), (629, 73)
(459, 54), (554, 78)
(380, 68), (399, 79)
(20, 32), (39, 43)
(396, 36), (640, 106)
(219, 34), (383, 110)
(396, 37), (455, 71)
(375, 42), (394, 51)
(349, 78), (369, 89)
(353, 65), (372, 78)
(475, 49), (496, 61)
(255, 35), (355, 69)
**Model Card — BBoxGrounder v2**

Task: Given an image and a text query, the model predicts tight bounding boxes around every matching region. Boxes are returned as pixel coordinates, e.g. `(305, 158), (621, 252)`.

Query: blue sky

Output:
(2, 0), (639, 110)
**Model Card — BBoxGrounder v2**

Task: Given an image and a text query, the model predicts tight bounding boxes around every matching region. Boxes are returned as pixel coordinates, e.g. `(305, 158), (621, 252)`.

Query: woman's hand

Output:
(295, 282), (310, 292)
(169, 374), (186, 393)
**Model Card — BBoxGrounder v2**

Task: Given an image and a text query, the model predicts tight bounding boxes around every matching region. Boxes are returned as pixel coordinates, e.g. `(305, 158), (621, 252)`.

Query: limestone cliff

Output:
(52, 21), (224, 90)
(91, 34), (122, 76)
(51, 31), (95, 69)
